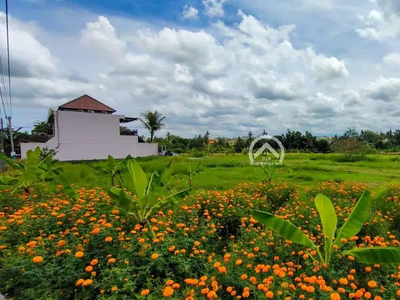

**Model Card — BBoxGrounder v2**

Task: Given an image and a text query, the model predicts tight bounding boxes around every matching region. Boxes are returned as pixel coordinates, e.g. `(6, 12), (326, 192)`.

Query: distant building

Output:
(20, 94), (158, 161)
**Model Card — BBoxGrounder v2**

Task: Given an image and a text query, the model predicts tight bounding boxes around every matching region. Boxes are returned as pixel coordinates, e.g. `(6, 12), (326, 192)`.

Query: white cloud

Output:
(0, 13), (58, 78)
(363, 77), (400, 102)
(356, 0), (400, 41)
(182, 5), (199, 19)
(308, 51), (349, 82)
(382, 52), (400, 69)
(203, 0), (227, 17)
(81, 16), (126, 59)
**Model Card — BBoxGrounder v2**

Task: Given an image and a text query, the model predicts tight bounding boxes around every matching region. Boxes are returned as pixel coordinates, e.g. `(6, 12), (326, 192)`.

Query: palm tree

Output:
(140, 111), (166, 142)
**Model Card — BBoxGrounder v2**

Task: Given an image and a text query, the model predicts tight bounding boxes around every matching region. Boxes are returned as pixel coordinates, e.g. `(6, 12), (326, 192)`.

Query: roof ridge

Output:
(59, 94), (116, 112)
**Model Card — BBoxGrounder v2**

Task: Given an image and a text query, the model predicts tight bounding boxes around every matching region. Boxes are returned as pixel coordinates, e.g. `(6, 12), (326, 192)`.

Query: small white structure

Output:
(20, 95), (158, 161)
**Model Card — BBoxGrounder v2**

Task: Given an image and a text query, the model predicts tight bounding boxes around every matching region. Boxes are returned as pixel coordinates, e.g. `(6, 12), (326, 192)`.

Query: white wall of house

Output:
(20, 110), (158, 161)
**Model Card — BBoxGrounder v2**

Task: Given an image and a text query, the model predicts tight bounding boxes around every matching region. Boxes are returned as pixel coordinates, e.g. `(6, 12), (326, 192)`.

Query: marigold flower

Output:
(330, 293), (340, 300)
(141, 289), (150, 296)
(111, 286), (118, 292)
(76, 279), (84, 286)
(90, 259), (98, 266)
(75, 251), (84, 258)
(82, 279), (93, 286)
(32, 256), (43, 263)
(105, 237), (113, 242)
(163, 286), (174, 297)
(151, 253), (158, 259)
(108, 258), (116, 264)
(368, 281), (377, 288)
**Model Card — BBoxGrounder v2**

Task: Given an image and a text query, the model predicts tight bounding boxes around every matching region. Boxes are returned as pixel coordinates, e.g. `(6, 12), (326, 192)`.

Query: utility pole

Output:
(8, 116), (14, 158)
(0, 117), (4, 153)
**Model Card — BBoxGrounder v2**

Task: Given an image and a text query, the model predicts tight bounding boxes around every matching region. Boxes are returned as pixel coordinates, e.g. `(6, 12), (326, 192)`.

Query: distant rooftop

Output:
(58, 94), (116, 113)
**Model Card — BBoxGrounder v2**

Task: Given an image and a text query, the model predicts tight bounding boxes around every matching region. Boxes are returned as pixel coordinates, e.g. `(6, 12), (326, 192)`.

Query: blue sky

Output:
(1, 0), (400, 137)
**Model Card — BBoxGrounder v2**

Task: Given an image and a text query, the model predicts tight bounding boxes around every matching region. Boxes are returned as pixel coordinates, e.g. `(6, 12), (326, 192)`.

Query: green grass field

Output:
(58, 153), (400, 192)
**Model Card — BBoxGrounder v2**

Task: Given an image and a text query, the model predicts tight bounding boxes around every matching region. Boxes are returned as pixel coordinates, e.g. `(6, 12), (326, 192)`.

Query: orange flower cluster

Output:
(0, 182), (399, 299)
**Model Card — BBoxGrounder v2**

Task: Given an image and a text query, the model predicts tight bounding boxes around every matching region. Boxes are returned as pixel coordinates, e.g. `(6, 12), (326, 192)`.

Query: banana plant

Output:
(252, 191), (400, 265)
(90, 154), (132, 186)
(0, 147), (63, 194)
(187, 162), (202, 189)
(108, 159), (191, 225)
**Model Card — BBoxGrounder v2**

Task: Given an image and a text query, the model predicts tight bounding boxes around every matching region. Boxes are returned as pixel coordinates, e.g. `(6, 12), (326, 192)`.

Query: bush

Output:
(190, 150), (205, 158)
(173, 148), (184, 154)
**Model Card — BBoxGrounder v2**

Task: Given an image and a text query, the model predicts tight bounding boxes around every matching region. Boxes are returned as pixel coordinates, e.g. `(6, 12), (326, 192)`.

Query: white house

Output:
(20, 95), (158, 161)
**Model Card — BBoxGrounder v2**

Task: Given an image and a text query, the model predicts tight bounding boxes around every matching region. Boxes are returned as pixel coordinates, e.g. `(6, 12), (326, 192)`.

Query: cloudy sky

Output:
(0, 0), (399, 138)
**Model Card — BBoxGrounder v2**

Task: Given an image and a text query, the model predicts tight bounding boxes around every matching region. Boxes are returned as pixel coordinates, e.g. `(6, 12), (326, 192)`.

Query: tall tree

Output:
(140, 111), (166, 142)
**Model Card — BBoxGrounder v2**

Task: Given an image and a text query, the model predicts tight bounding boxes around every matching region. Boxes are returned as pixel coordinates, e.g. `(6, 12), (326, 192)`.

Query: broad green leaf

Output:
(252, 210), (316, 248)
(0, 152), (24, 170)
(109, 186), (122, 199)
(112, 189), (134, 212)
(0, 176), (18, 185)
(107, 155), (116, 172)
(314, 193), (337, 260)
(334, 191), (371, 249)
(156, 159), (174, 186)
(343, 247), (400, 264)
(127, 160), (147, 203)
(116, 155), (133, 171)
(164, 188), (191, 202)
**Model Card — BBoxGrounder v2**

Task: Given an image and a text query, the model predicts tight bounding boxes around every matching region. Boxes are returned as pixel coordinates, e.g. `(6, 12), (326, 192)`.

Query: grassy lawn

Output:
(59, 153), (400, 191)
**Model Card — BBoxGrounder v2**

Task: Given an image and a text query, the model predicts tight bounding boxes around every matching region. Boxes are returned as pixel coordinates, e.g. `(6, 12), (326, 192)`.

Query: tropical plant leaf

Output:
(343, 247), (400, 264)
(334, 191), (371, 249)
(0, 152), (24, 170)
(314, 193), (337, 260)
(127, 160), (148, 202)
(252, 210), (316, 248)
(109, 188), (134, 212)
(59, 177), (78, 200)
(0, 176), (18, 185)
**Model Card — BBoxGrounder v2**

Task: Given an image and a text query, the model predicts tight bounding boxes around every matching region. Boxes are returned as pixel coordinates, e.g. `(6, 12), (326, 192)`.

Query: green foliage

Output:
(90, 155), (132, 186)
(253, 191), (400, 266)
(108, 159), (191, 224)
(0, 147), (63, 194)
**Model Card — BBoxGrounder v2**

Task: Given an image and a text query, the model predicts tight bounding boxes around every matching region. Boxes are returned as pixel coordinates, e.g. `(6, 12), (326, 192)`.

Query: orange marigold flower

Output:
(32, 256), (43, 263)
(163, 286), (174, 297)
(57, 240), (66, 247)
(82, 279), (93, 286)
(85, 266), (93, 272)
(111, 286), (118, 292)
(368, 281), (377, 288)
(108, 258), (116, 264)
(90, 259), (98, 266)
(105, 237), (113, 242)
(75, 251), (84, 258)
(141, 289), (150, 296)
(76, 279), (84, 286)
(91, 228), (100, 235)
(151, 253), (159, 259)
(266, 291), (274, 298)
(330, 293), (340, 300)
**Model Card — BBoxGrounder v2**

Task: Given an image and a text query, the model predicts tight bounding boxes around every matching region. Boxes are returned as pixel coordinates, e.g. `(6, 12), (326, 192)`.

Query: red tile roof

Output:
(58, 94), (116, 113)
